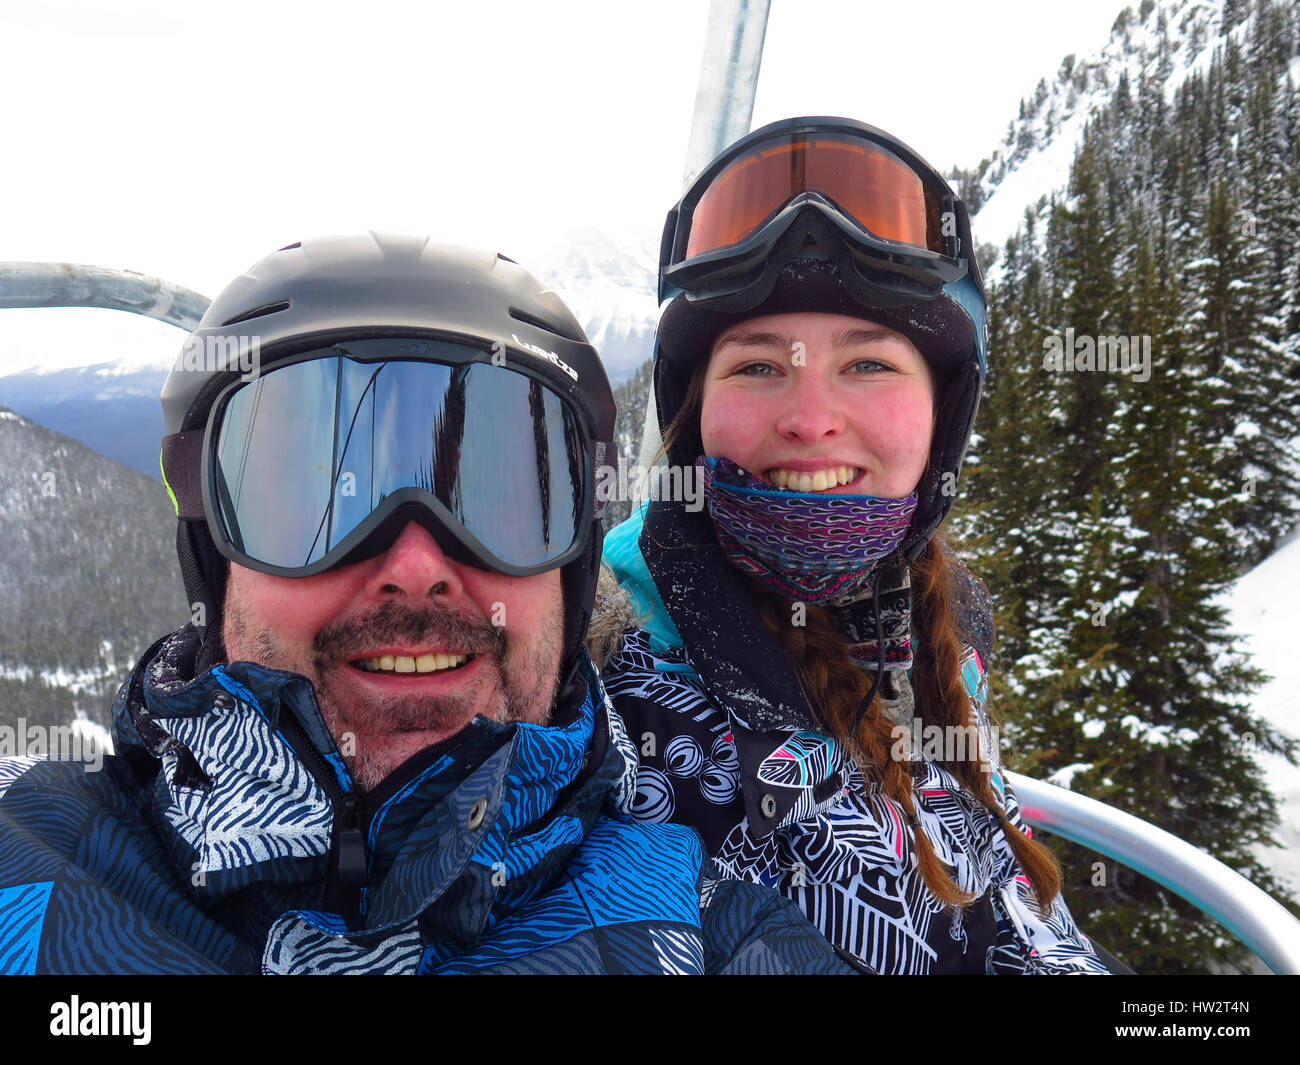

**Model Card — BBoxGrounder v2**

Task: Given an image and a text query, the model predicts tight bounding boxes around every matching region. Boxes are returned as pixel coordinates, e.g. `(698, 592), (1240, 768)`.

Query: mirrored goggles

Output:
(199, 338), (593, 578)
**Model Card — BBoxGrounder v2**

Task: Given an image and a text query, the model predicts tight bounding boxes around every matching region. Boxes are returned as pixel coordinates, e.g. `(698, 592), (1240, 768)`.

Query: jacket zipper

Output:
(275, 710), (368, 924)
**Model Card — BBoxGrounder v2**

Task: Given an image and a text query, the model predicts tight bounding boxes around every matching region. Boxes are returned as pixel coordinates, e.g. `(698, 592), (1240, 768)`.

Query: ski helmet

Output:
(159, 233), (616, 702)
(652, 116), (988, 560)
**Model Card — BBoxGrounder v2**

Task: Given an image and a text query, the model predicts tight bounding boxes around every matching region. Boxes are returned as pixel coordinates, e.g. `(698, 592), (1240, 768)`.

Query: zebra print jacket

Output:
(598, 501), (1109, 975)
(0, 624), (851, 974)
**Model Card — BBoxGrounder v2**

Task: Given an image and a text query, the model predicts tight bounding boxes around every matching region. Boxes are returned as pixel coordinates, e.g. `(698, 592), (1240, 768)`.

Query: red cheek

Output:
(861, 393), (932, 451)
(701, 390), (765, 460)
(251, 571), (363, 643)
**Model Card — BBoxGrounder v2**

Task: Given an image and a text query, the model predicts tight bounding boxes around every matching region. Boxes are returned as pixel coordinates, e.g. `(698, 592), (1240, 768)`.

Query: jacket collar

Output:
(111, 625), (627, 946)
(640, 498), (819, 732)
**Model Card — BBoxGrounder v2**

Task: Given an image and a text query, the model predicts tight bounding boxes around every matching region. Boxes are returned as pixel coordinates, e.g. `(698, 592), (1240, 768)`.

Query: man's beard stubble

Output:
(224, 598), (563, 792)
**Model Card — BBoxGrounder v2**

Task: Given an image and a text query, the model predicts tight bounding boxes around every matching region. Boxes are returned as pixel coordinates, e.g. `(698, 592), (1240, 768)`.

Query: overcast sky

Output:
(0, 0), (1130, 371)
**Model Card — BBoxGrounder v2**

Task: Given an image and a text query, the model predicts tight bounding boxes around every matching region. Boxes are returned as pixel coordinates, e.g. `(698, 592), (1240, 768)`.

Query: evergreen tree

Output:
(965, 0), (1300, 972)
(1068, 220), (1290, 971)
(1190, 180), (1299, 568)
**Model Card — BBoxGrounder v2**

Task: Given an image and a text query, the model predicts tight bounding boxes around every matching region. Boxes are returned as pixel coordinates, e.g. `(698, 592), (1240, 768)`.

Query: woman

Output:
(597, 117), (1109, 974)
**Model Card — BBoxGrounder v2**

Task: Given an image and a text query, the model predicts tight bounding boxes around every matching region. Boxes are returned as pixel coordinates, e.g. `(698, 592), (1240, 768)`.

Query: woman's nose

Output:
(773, 370), (846, 443)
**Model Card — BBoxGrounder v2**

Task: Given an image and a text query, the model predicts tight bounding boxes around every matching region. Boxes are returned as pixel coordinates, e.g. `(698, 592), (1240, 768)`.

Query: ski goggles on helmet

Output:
(660, 117), (981, 309)
(167, 336), (598, 579)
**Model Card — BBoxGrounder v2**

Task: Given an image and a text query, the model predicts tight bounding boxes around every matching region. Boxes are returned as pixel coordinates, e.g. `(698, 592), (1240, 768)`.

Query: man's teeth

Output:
(356, 653), (470, 674)
(766, 466), (859, 492)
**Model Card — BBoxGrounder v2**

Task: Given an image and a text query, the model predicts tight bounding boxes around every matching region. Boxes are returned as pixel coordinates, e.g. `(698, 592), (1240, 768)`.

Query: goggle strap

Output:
(160, 430), (206, 521)
(592, 440), (617, 521)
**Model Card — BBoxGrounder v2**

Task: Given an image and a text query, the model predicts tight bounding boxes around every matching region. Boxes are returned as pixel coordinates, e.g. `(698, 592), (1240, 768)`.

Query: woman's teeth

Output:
(355, 653), (471, 674)
(766, 466), (859, 492)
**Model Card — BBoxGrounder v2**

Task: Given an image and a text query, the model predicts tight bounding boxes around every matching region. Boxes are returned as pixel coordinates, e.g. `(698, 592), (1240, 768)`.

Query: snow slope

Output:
(1223, 532), (1300, 893)
(974, 0), (1244, 254)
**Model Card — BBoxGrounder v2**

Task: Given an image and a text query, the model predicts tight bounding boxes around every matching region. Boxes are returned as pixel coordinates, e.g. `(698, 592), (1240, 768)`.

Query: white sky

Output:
(0, 0), (1129, 372)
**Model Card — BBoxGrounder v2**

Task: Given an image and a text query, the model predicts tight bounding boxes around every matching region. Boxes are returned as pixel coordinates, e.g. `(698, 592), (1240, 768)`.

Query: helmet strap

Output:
(177, 519), (228, 672)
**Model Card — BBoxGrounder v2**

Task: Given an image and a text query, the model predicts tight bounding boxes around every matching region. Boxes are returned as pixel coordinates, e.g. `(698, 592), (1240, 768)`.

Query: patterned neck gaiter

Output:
(698, 455), (918, 605)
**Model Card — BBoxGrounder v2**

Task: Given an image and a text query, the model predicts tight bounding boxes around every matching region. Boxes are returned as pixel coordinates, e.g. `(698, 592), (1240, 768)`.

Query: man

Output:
(0, 234), (851, 974)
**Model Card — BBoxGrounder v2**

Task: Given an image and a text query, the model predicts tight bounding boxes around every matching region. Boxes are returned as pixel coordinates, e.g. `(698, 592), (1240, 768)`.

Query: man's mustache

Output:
(312, 601), (506, 663)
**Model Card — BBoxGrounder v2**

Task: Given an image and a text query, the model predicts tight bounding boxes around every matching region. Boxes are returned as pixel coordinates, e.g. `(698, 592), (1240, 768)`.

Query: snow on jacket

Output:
(599, 500), (1109, 975)
(0, 624), (853, 974)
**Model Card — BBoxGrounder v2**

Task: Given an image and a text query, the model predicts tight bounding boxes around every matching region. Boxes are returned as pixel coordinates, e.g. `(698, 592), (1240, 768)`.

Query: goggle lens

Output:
(211, 348), (585, 574)
(684, 134), (945, 259)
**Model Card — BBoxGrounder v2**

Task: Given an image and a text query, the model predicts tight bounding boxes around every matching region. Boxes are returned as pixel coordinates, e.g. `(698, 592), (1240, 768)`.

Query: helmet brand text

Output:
(511, 333), (578, 381)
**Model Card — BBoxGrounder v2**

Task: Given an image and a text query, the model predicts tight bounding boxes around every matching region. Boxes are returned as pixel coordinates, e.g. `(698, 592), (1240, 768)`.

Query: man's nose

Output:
(773, 369), (846, 443)
(364, 520), (465, 600)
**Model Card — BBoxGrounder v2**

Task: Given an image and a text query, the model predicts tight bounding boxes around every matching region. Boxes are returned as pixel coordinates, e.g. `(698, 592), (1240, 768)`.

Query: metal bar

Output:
(0, 262), (208, 331)
(636, 0), (772, 479)
(1008, 770), (1300, 974)
(681, 0), (772, 189)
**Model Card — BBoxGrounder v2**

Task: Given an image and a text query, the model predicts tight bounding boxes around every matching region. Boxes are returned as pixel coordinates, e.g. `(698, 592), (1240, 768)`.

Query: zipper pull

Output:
(336, 793), (369, 888)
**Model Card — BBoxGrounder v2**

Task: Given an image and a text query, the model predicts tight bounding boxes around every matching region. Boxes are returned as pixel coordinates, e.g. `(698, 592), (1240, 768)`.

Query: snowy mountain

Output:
(0, 363), (168, 479)
(0, 407), (189, 729)
(534, 226), (660, 386)
(969, 0), (1247, 253)
(0, 305), (187, 478)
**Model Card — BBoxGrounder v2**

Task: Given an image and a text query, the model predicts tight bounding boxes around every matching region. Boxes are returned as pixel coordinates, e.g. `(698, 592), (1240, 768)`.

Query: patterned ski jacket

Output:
(0, 624), (852, 974)
(599, 501), (1109, 975)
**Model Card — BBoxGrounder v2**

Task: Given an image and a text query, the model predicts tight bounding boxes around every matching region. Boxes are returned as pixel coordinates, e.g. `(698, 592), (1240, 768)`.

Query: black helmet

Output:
(160, 233), (616, 702)
(652, 117), (988, 560)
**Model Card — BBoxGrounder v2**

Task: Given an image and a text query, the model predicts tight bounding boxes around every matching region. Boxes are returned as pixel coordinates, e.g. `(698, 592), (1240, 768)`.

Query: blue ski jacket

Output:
(0, 624), (852, 974)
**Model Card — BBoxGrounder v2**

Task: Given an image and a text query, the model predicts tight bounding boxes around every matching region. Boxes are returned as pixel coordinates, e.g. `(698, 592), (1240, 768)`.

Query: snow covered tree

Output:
(968, 2), (1300, 971)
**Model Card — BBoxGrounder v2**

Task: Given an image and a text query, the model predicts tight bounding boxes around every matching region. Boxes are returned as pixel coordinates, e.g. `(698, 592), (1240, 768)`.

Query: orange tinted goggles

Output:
(683, 134), (946, 260)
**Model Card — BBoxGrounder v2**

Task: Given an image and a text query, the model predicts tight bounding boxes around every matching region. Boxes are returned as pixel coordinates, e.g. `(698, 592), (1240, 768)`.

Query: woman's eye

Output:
(734, 362), (779, 377)
(849, 359), (892, 374)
